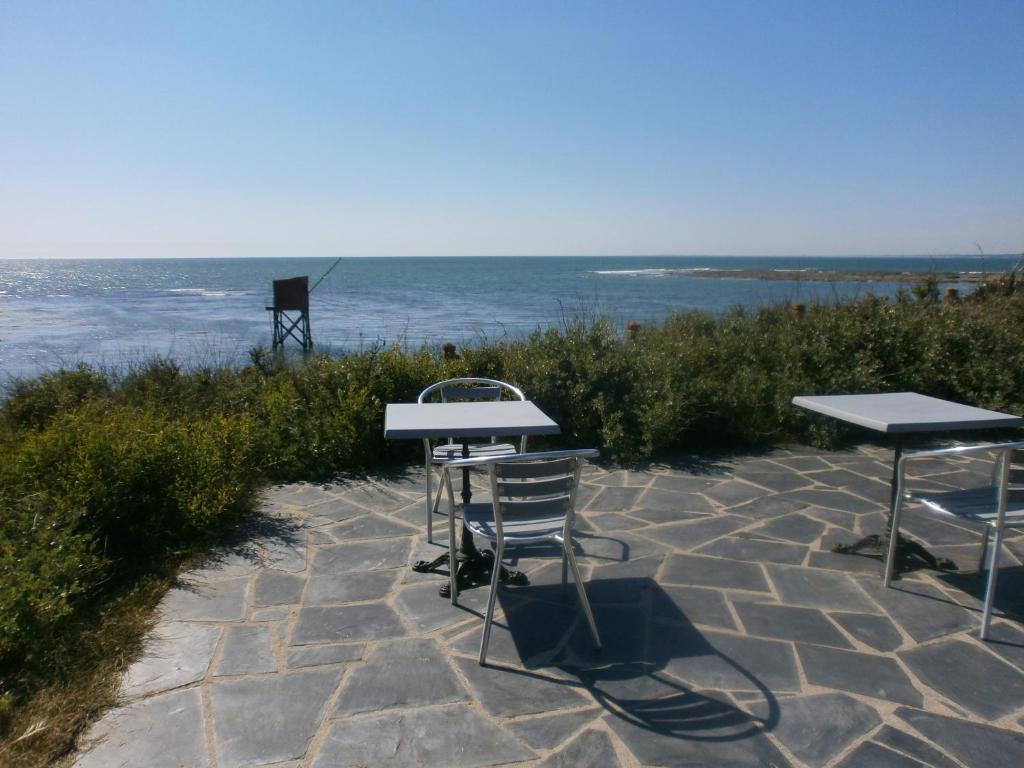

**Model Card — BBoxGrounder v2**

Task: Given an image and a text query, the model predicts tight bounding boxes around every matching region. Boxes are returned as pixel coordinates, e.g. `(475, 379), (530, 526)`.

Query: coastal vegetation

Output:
(2, 272), (1024, 765)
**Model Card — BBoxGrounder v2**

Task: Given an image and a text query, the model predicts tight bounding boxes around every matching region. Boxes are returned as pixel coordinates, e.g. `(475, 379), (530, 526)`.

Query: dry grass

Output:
(0, 576), (171, 768)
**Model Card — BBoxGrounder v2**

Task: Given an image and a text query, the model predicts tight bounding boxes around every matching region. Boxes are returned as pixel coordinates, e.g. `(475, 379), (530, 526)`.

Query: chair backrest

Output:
(484, 450), (598, 537)
(1009, 449), (1024, 503)
(418, 377), (526, 404)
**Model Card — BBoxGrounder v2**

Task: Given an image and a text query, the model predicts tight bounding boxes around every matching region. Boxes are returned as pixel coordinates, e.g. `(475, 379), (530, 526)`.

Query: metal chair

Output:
(441, 449), (602, 665)
(885, 441), (1024, 640)
(418, 378), (528, 542)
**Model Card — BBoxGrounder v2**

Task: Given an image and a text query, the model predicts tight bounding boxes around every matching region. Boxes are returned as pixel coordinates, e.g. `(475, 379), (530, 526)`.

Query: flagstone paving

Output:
(73, 444), (1024, 768)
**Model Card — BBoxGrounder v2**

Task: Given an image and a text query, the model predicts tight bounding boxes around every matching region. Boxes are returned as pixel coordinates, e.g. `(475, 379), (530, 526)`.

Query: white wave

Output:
(591, 268), (671, 276)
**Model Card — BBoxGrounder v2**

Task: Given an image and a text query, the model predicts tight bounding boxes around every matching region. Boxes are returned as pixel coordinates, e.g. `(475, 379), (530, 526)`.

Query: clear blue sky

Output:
(1, 1), (1021, 258)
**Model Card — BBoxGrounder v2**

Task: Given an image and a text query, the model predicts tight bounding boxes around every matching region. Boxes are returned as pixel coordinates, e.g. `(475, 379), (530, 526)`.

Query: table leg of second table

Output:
(830, 438), (953, 576)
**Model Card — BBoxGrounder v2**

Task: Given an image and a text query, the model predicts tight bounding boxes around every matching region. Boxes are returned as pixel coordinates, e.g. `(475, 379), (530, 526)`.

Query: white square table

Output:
(793, 392), (1023, 574)
(384, 400), (561, 595)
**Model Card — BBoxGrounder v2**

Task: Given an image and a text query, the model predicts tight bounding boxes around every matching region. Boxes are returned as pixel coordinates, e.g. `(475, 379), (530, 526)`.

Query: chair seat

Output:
(462, 503), (564, 542)
(910, 486), (1024, 525)
(432, 442), (517, 462)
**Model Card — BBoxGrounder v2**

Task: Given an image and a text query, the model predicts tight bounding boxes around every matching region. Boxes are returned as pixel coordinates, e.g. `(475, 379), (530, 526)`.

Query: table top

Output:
(384, 401), (561, 440)
(792, 392), (1023, 434)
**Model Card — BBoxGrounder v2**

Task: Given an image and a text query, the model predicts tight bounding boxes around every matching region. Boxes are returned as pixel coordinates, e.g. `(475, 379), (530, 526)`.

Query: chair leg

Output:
(980, 527), (1004, 640)
(479, 540), (504, 665)
(883, 496), (905, 587)
(444, 468), (458, 605)
(978, 526), (991, 575)
(565, 540), (601, 649)
(424, 456), (433, 544)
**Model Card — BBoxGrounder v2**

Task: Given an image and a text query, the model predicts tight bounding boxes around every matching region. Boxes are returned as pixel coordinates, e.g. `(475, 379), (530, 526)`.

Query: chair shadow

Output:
(935, 565), (1024, 624)
(487, 576), (780, 747)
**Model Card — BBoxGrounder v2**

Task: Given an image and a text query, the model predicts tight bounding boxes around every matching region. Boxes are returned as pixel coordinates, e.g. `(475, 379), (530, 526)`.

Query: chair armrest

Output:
(444, 448), (599, 469)
(896, 441), (1024, 500)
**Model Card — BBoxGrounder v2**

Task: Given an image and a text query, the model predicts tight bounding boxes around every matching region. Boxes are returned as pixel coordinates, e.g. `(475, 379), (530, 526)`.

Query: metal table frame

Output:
(792, 393), (1023, 576)
(384, 401), (561, 596)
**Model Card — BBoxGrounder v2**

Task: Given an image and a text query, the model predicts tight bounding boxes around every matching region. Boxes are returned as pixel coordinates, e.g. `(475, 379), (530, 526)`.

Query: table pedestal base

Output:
(412, 547), (528, 598)
(832, 533), (956, 576)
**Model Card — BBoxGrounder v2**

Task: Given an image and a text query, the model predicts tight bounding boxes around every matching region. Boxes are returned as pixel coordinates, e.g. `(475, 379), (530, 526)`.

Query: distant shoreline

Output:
(644, 269), (992, 283)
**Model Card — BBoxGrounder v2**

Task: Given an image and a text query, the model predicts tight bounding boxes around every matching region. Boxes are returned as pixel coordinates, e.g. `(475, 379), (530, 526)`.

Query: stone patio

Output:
(73, 444), (1024, 768)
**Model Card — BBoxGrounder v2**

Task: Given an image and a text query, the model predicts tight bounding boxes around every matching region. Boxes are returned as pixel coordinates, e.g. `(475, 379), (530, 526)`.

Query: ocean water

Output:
(0, 255), (1017, 380)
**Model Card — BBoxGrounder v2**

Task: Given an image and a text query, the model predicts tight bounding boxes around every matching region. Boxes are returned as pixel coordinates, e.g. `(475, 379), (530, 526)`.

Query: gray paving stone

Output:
(310, 538), (411, 575)
(858, 579), (976, 642)
(325, 513), (418, 540)
(774, 455), (833, 471)
(536, 729), (621, 768)
(805, 505), (859, 531)
(767, 563), (878, 612)
(807, 467), (880, 490)
(286, 643), (363, 669)
(734, 470), (812, 493)
(662, 552), (769, 592)
(729, 494), (812, 520)
(590, 512), (649, 531)
(506, 708), (600, 749)
(654, 624), (801, 692)
(696, 533), (807, 565)
(603, 691), (792, 768)
(256, 536), (308, 572)
(652, 473), (719, 493)
(291, 603), (406, 645)
(899, 638), (1024, 719)
(304, 496), (367, 522)
(643, 514), (751, 551)
(901, 512), (981, 546)
(121, 621), (221, 699)
(735, 602), (852, 648)
(575, 530), (664, 562)
(652, 585), (737, 630)
(751, 512), (827, 544)
(796, 643), (923, 706)
(340, 482), (412, 513)
(253, 570), (306, 607)
(587, 555), (664, 603)
(454, 656), (589, 716)
(895, 707), (1024, 768)
(586, 486), (644, 513)
(831, 611), (904, 651)
(311, 704), (534, 768)
(304, 569), (398, 605)
(450, 599), (578, 667)
(703, 479), (766, 507)
(335, 638), (466, 715)
(873, 725), (961, 768)
(772, 692), (882, 767)
(636, 487), (717, 515)
(269, 483), (341, 507)
(980, 621), (1024, 671)
(74, 687), (210, 768)
(211, 668), (341, 768)
(251, 605), (291, 621)
(215, 624), (277, 676)
(837, 741), (926, 768)
(160, 576), (249, 621)
(587, 469), (632, 487)
(780, 488), (882, 514)
(806, 549), (884, 575)
(395, 581), (480, 631)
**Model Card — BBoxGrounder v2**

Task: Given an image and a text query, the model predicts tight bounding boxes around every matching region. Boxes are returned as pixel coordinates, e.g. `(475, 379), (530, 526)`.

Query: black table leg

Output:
(413, 439), (527, 597)
(831, 437), (955, 576)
